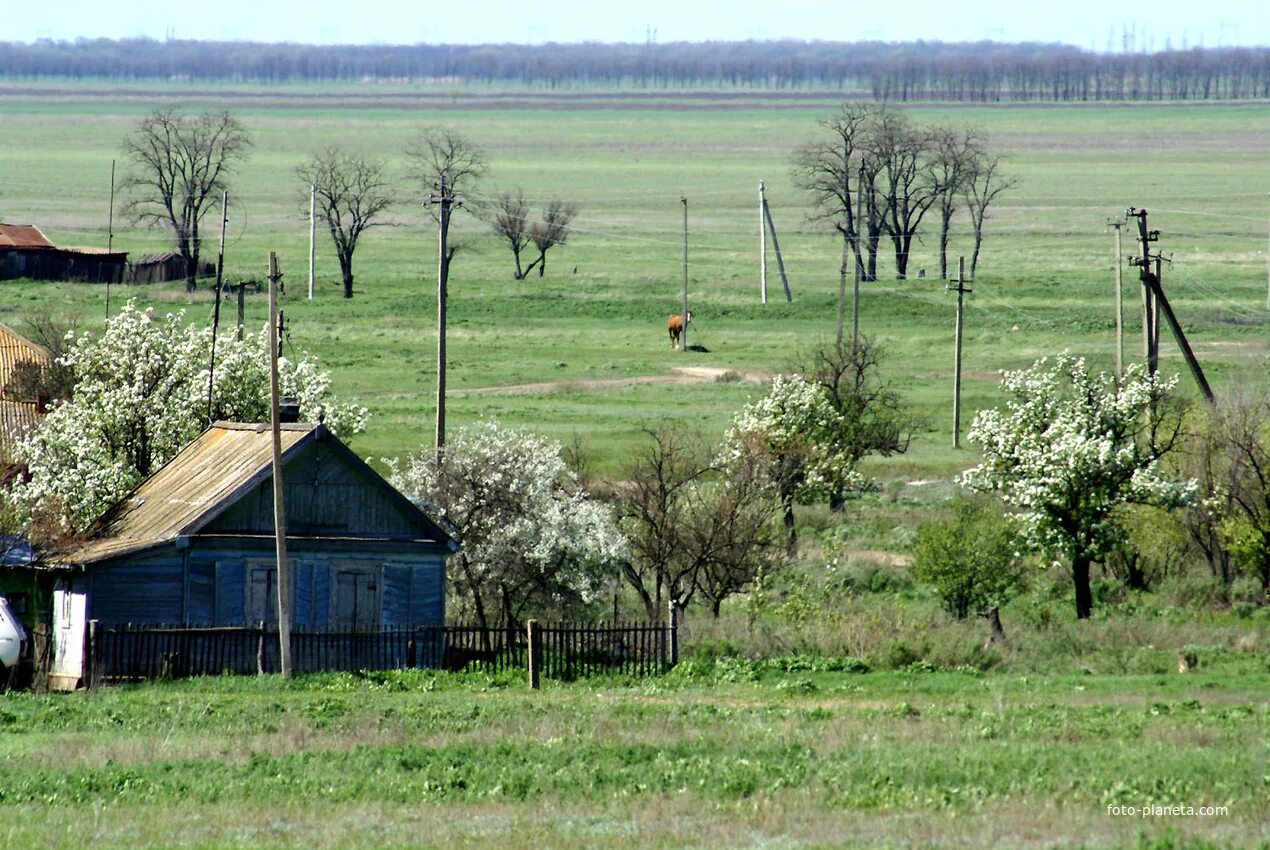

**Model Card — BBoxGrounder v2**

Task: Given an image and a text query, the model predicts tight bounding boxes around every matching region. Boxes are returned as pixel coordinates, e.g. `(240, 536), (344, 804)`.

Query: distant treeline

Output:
(3, 38), (1270, 101)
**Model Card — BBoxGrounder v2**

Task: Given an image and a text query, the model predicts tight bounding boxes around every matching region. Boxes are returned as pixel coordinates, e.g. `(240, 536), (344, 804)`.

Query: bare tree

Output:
(491, 191), (578, 280)
(529, 199), (578, 278)
(296, 146), (394, 299)
(491, 188), (532, 279)
(690, 452), (784, 617)
(930, 126), (982, 280)
(792, 102), (876, 280)
(404, 127), (486, 463)
(616, 428), (783, 618)
(121, 109), (250, 292)
(962, 152), (1017, 279)
(616, 428), (710, 617)
(870, 110), (942, 280)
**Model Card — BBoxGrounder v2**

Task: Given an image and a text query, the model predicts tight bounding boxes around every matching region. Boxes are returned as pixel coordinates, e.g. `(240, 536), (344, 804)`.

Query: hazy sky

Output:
(9, 0), (1269, 50)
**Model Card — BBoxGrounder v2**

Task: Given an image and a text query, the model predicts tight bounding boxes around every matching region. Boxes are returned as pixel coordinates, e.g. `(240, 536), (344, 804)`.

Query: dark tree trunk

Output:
(1073, 554), (1093, 619)
(339, 252), (354, 298)
(538, 252), (546, 277)
(782, 495), (797, 556)
(184, 252), (198, 293)
(938, 210), (952, 279)
(983, 606), (1006, 648)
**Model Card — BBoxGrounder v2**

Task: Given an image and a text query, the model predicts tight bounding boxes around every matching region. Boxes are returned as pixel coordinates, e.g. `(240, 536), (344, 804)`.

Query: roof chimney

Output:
(278, 397), (301, 423)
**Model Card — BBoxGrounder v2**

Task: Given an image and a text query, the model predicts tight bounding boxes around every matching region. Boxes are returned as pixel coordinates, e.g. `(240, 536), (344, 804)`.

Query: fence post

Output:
(666, 600), (678, 667)
(82, 619), (100, 689)
(256, 622), (265, 675)
(406, 637), (417, 669)
(526, 619), (541, 690)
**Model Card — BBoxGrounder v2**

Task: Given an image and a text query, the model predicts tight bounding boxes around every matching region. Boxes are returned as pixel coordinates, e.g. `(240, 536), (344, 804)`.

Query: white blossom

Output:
(387, 421), (627, 624)
(4, 301), (367, 533)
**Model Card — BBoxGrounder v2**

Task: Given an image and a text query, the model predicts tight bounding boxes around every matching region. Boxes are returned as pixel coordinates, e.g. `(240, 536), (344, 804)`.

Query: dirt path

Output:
(455, 365), (772, 397)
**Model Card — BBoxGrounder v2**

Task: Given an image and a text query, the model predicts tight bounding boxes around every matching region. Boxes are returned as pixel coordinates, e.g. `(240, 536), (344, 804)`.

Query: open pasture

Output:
(1, 85), (1269, 477)
(1, 665), (1266, 849)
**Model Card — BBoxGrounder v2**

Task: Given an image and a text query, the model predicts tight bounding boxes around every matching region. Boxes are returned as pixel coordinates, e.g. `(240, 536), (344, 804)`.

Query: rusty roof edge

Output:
(0, 321), (53, 362)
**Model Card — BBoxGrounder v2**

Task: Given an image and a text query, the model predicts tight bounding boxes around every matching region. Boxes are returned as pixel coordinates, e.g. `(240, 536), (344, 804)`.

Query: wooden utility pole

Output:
(308, 183), (316, 301)
(759, 181), (767, 305)
(1109, 219), (1124, 381)
(435, 175), (451, 464)
(1128, 208), (1215, 404)
(853, 164), (865, 349)
(206, 192), (229, 424)
(267, 252), (293, 679)
(680, 196), (689, 353)
(761, 193), (791, 303)
(836, 234), (847, 349)
(1132, 209), (1157, 376)
(106, 160), (116, 321)
(949, 257), (972, 449)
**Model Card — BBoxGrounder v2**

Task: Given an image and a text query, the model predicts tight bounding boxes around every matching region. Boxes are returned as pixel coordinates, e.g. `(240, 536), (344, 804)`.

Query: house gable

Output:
(198, 433), (445, 542)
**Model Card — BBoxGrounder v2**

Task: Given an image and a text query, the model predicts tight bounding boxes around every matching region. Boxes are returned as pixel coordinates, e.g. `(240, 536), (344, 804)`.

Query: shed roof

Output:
(0, 324), (52, 450)
(61, 422), (455, 566)
(0, 322), (52, 389)
(0, 224), (55, 250)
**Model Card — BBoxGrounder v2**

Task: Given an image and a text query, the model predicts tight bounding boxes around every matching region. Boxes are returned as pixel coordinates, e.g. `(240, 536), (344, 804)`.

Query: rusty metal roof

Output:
(0, 224), (55, 250)
(0, 322), (52, 392)
(0, 324), (51, 451)
(60, 422), (455, 566)
(0, 399), (42, 453)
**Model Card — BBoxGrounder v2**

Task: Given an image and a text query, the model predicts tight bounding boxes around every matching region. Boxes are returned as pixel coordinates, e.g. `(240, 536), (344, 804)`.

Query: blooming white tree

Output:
(5, 302), (367, 535)
(960, 354), (1193, 619)
(723, 373), (869, 553)
(387, 421), (627, 629)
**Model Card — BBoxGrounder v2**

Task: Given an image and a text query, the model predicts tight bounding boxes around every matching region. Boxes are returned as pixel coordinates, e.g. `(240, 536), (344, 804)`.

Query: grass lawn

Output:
(1, 663), (1266, 849)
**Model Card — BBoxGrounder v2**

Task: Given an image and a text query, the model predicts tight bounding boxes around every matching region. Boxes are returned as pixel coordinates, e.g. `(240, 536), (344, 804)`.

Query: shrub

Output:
(910, 497), (1023, 619)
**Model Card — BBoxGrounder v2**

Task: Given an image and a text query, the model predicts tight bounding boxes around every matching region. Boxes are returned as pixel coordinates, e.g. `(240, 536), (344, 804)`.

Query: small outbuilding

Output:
(0, 224), (128, 284)
(46, 421), (456, 688)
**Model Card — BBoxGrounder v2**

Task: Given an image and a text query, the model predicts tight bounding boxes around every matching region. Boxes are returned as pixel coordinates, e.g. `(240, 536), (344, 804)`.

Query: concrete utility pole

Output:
(681, 196), (689, 353)
(267, 252), (293, 679)
(761, 192), (791, 303)
(308, 183), (316, 301)
(1108, 219), (1124, 381)
(1127, 208), (1215, 404)
(949, 257), (972, 449)
(759, 181), (767, 305)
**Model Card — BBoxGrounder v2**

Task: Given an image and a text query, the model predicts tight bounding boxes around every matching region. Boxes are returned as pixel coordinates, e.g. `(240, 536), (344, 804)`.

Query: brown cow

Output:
(667, 311), (692, 348)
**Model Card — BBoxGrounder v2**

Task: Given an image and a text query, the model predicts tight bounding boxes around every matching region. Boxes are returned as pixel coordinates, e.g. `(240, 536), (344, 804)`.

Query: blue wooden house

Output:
(47, 421), (456, 687)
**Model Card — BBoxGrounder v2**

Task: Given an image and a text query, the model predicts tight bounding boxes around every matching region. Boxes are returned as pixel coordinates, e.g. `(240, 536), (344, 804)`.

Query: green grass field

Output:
(2, 83), (1269, 849)
(2, 664), (1266, 849)
(2, 84), (1268, 478)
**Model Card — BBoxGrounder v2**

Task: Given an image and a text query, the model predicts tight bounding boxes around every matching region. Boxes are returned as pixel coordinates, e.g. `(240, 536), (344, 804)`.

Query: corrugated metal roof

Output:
(65, 422), (314, 564)
(0, 324), (51, 451)
(0, 400), (42, 450)
(0, 322), (52, 392)
(0, 224), (55, 250)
